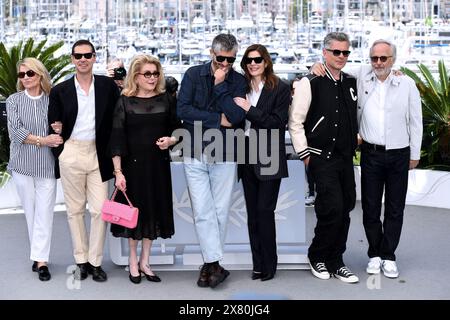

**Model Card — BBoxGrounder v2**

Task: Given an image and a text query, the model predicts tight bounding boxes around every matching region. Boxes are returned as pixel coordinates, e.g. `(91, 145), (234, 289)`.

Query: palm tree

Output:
(0, 38), (74, 185)
(402, 61), (450, 170)
(0, 38), (73, 98)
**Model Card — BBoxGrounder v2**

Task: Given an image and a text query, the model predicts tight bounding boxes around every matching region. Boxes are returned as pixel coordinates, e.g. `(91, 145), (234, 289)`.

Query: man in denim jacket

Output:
(177, 34), (246, 288)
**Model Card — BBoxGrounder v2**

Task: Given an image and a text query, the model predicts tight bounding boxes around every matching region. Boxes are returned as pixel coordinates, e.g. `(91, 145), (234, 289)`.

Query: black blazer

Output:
(238, 79), (291, 181)
(48, 75), (120, 181)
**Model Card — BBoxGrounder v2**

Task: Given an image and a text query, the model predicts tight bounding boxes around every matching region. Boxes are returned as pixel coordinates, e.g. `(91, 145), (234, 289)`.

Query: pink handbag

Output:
(101, 188), (139, 229)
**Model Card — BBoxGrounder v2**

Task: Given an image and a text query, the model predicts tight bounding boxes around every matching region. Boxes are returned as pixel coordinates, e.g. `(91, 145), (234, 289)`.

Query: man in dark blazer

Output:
(48, 39), (120, 282)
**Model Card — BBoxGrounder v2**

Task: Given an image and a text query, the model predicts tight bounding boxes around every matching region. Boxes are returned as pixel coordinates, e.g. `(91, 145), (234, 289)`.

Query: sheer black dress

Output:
(109, 92), (180, 240)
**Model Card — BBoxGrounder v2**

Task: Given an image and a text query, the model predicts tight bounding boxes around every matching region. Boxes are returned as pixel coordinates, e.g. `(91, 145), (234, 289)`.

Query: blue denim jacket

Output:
(177, 62), (247, 161)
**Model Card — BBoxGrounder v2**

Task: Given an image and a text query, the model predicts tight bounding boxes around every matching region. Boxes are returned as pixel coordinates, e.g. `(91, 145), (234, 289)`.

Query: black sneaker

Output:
(333, 266), (359, 283)
(309, 261), (330, 280)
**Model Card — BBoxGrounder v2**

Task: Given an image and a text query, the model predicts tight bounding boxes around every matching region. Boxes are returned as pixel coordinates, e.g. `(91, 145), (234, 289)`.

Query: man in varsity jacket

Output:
(288, 32), (359, 283)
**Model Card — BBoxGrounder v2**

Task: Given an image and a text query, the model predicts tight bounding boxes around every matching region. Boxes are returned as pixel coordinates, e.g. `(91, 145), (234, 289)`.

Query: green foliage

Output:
(353, 150), (361, 166)
(0, 170), (11, 188)
(0, 38), (74, 177)
(402, 61), (450, 170)
(0, 38), (74, 98)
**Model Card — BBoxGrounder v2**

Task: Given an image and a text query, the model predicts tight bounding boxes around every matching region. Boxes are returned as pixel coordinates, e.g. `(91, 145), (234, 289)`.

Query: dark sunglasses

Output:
(326, 49), (351, 57)
(72, 52), (95, 60)
(244, 57), (264, 64)
(215, 55), (236, 63)
(17, 70), (36, 78)
(139, 71), (160, 78)
(370, 56), (392, 63)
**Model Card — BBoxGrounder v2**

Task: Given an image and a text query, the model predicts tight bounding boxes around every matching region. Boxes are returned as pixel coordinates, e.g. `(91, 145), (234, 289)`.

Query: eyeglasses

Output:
(215, 55), (236, 63)
(72, 52), (95, 60)
(325, 49), (351, 57)
(370, 56), (392, 63)
(244, 57), (264, 64)
(138, 71), (160, 78)
(17, 70), (36, 78)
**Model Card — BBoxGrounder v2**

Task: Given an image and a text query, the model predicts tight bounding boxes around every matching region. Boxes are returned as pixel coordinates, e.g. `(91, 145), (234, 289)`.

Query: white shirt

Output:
(360, 77), (389, 146)
(71, 76), (96, 140)
(347, 65), (423, 160)
(245, 81), (264, 136)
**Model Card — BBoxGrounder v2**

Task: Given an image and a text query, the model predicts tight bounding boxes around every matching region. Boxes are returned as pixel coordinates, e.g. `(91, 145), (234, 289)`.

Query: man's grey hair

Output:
(107, 57), (124, 66)
(323, 32), (350, 48)
(370, 39), (397, 62)
(212, 33), (239, 53)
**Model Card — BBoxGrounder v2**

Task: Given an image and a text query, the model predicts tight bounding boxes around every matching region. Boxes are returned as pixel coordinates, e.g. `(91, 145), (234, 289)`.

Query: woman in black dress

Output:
(110, 55), (179, 284)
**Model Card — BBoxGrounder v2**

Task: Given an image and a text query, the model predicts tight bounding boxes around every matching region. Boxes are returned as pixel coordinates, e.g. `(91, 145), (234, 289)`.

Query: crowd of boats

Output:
(2, 10), (450, 79)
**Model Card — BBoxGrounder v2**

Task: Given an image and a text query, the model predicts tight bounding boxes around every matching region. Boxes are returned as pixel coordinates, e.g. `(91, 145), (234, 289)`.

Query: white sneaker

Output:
(305, 195), (315, 206)
(381, 260), (399, 278)
(366, 257), (382, 274)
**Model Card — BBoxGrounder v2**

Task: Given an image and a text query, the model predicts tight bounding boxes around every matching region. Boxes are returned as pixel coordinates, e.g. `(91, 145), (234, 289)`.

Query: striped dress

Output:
(6, 90), (55, 179)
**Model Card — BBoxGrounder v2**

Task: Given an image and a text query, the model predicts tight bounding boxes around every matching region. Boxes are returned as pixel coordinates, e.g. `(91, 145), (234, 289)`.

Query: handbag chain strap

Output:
(110, 188), (135, 207)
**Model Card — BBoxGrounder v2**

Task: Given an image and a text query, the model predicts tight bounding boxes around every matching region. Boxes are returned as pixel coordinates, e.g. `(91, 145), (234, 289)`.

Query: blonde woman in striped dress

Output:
(6, 58), (63, 281)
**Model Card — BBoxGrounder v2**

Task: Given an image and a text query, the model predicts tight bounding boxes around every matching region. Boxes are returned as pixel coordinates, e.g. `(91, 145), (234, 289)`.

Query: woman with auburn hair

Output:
(6, 57), (63, 281)
(109, 54), (180, 284)
(234, 44), (291, 281)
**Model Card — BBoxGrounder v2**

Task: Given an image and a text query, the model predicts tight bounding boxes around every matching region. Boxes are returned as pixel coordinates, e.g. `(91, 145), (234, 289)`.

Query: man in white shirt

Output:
(310, 39), (423, 278)
(358, 40), (422, 279)
(48, 40), (120, 282)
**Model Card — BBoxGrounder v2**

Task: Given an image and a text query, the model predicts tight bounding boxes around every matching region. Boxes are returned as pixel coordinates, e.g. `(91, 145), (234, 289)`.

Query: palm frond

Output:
(418, 64), (439, 97)
(30, 39), (47, 57)
(403, 60), (450, 170)
(22, 38), (35, 59)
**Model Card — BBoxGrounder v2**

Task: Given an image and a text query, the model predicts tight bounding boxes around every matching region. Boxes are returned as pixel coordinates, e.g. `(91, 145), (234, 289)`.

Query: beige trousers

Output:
(59, 139), (108, 267)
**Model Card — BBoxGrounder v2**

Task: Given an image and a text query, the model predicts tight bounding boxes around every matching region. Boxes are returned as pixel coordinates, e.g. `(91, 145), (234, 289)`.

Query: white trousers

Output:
(12, 171), (56, 262)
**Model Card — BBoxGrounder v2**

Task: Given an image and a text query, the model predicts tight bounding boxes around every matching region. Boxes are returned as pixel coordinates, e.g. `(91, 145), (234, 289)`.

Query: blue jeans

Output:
(183, 157), (236, 263)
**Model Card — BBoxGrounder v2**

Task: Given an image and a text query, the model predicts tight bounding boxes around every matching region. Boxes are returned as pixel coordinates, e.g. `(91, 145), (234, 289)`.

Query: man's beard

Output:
(374, 67), (391, 78)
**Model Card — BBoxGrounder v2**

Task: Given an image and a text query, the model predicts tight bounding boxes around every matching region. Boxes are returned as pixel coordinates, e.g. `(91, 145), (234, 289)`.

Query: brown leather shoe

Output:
(197, 263), (210, 288)
(208, 264), (230, 288)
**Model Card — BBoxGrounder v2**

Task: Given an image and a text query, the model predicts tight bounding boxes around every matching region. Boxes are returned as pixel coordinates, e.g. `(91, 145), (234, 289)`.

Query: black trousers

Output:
(241, 164), (282, 276)
(305, 165), (315, 196)
(307, 155), (356, 272)
(361, 145), (410, 261)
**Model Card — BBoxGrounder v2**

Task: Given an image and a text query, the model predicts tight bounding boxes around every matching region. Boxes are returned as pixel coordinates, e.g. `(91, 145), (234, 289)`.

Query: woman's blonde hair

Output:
(122, 54), (165, 97)
(16, 57), (52, 95)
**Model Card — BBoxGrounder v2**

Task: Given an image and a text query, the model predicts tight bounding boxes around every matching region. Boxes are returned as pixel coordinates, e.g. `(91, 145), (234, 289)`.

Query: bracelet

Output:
(36, 137), (41, 148)
(113, 169), (122, 175)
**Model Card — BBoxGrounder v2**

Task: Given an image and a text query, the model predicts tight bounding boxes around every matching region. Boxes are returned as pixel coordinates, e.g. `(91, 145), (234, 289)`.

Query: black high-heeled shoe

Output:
(261, 272), (275, 281)
(129, 272), (141, 284)
(128, 265), (141, 284)
(139, 265), (161, 282)
(251, 271), (263, 280)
